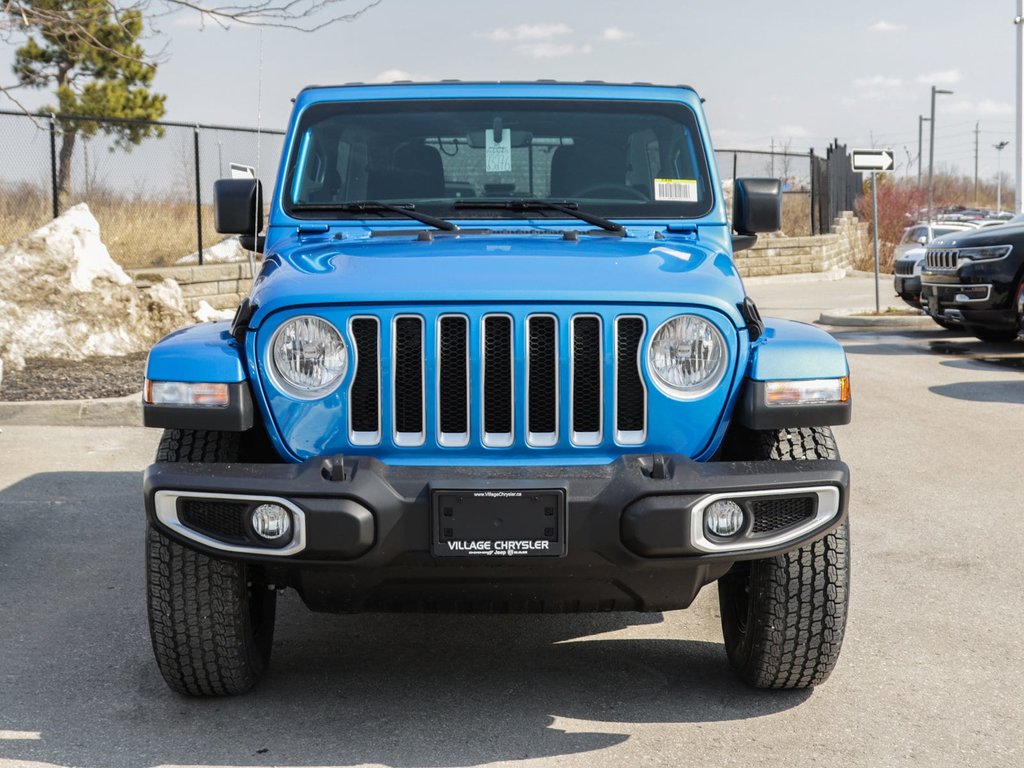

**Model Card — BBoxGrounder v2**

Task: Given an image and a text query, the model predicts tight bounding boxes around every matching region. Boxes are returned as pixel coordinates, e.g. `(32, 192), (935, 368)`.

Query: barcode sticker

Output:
(654, 178), (698, 202)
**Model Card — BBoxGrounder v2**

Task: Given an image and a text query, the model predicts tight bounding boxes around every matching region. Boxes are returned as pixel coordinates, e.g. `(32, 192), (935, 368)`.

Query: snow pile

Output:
(0, 204), (190, 382)
(177, 236), (247, 265)
(194, 299), (236, 323)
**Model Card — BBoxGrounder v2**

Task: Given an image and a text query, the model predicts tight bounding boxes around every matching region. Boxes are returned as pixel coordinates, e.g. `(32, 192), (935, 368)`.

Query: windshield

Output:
(284, 98), (714, 221)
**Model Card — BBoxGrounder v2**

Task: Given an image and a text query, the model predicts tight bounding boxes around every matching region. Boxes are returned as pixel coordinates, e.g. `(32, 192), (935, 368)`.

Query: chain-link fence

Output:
(0, 110), (285, 267)
(0, 110), (861, 267)
(716, 145), (863, 237)
(716, 148), (815, 236)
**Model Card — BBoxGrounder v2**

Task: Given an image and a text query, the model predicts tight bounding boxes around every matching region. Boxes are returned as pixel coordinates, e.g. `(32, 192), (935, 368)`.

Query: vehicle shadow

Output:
(0, 472), (811, 768)
(929, 381), (1024, 405)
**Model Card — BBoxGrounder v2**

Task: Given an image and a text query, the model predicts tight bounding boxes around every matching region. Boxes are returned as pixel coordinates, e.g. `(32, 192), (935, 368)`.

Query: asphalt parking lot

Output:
(0, 274), (1021, 768)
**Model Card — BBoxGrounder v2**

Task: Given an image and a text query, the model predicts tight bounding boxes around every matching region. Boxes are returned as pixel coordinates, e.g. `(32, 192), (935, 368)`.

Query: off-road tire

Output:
(932, 316), (959, 331)
(147, 429), (276, 696)
(717, 427), (850, 689)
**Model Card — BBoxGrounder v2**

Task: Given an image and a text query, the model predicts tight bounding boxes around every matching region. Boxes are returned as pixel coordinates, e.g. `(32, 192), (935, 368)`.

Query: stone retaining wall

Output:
(734, 212), (868, 278)
(127, 262), (254, 312)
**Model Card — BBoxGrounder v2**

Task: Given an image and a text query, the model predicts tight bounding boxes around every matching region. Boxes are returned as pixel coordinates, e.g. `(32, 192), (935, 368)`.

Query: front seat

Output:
(369, 143), (446, 200)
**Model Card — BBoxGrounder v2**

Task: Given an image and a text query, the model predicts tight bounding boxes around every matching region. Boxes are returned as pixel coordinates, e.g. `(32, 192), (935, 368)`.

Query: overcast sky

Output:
(3, 0), (1020, 180)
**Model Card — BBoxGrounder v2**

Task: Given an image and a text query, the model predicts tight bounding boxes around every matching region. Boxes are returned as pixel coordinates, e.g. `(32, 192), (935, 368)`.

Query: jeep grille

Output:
(346, 312), (648, 449)
(925, 248), (959, 271)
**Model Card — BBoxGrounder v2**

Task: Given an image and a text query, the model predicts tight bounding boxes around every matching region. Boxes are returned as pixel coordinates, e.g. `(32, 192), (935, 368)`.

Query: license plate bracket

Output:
(431, 489), (566, 557)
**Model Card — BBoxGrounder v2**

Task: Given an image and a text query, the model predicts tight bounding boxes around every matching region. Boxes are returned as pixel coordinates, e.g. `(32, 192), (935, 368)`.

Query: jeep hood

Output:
(248, 233), (747, 328)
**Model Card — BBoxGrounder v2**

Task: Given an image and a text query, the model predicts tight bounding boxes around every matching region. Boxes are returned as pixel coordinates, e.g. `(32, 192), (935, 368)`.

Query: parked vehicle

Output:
(921, 222), (1024, 342)
(894, 221), (977, 261)
(141, 81), (853, 696)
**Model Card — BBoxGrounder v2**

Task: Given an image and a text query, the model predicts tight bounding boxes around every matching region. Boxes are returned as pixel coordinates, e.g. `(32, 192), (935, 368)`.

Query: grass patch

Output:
(0, 183), (222, 268)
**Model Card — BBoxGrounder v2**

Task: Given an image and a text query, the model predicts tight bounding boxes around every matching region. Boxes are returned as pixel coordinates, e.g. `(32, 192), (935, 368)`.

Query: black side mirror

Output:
(733, 178), (782, 236)
(214, 178), (264, 235)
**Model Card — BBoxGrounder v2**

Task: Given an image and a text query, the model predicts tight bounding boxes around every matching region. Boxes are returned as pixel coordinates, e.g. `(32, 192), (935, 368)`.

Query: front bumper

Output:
(921, 264), (1019, 330)
(894, 274), (922, 308)
(144, 454), (849, 612)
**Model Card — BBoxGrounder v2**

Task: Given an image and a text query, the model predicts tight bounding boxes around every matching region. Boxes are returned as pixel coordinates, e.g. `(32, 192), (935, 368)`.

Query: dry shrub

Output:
(854, 178), (925, 271)
(782, 192), (811, 236)
(0, 183), (221, 268)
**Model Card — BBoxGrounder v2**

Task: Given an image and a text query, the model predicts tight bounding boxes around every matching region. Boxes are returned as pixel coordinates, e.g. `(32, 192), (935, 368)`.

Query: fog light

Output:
(251, 504), (292, 541)
(705, 500), (745, 537)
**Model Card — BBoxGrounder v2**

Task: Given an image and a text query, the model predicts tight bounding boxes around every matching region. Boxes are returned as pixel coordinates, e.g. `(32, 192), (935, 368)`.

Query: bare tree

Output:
(1, 0), (382, 109)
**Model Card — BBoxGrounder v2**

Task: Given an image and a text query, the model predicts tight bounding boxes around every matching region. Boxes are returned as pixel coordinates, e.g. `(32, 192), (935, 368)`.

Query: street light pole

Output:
(927, 85), (953, 224)
(918, 115), (930, 187)
(1016, 2), (1023, 213)
(995, 140), (1010, 211)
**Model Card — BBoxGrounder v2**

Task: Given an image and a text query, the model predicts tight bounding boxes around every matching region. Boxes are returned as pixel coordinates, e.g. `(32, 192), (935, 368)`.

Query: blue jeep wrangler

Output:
(142, 81), (852, 696)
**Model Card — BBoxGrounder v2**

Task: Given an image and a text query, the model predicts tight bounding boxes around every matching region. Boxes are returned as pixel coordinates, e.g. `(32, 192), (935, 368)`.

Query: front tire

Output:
(146, 429), (277, 696)
(717, 427), (850, 689)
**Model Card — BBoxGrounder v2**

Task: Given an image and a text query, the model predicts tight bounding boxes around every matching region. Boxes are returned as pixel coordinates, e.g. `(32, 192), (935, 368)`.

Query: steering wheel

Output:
(571, 183), (649, 201)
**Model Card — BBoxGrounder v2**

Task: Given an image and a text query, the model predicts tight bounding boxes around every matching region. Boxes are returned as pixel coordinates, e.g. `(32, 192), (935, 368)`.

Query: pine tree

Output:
(11, 0), (166, 208)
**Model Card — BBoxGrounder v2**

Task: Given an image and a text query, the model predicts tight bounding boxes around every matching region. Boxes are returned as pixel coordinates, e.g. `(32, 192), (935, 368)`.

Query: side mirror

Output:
(733, 178), (782, 236)
(214, 178), (263, 235)
(917, 236), (928, 245)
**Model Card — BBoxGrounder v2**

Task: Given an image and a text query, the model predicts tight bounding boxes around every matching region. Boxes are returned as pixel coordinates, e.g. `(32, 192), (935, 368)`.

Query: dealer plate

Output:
(431, 489), (566, 557)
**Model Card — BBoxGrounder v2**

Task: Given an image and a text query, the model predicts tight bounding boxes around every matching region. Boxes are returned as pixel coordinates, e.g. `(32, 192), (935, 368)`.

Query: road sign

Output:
(851, 149), (895, 172)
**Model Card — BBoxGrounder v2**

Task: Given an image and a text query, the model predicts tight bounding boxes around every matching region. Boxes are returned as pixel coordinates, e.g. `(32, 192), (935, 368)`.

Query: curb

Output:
(817, 308), (939, 328)
(0, 391), (142, 427)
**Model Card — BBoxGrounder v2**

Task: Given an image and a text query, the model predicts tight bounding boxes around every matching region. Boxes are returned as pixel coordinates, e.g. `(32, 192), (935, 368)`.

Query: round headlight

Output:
(270, 315), (347, 399)
(647, 314), (727, 398)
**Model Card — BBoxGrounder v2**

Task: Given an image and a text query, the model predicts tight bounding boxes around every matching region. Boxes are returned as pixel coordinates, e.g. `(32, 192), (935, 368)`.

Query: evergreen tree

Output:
(11, 0), (166, 207)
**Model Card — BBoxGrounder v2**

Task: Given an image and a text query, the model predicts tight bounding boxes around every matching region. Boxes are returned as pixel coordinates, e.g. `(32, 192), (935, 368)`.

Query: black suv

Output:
(920, 223), (1024, 342)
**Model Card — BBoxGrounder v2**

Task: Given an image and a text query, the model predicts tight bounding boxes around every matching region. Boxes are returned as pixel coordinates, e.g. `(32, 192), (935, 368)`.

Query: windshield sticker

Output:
(654, 178), (698, 202)
(486, 128), (512, 173)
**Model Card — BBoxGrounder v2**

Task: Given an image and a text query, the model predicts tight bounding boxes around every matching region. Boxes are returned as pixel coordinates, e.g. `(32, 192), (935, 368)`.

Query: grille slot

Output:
(178, 499), (248, 542)
(483, 315), (514, 446)
(571, 315), (603, 445)
(393, 316), (425, 444)
(925, 248), (959, 271)
(349, 317), (381, 444)
(894, 261), (916, 276)
(750, 497), (815, 533)
(615, 316), (646, 443)
(438, 315), (469, 445)
(527, 315), (558, 446)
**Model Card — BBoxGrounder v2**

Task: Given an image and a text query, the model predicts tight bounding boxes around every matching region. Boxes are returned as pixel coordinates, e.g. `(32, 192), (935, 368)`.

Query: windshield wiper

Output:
(452, 199), (625, 235)
(291, 201), (459, 232)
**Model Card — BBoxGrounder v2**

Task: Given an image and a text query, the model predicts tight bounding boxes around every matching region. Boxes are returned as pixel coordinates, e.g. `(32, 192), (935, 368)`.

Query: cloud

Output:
(917, 69), (962, 85)
(516, 42), (577, 58)
(371, 69), (431, 83)
(601, 27), (631, 41)
(779, 124), (811, 139)
(869, 20), (905, 33)
(477, 23), (572, 42)
(854, 75), (902, 89)
(946, 99), (1014, 116)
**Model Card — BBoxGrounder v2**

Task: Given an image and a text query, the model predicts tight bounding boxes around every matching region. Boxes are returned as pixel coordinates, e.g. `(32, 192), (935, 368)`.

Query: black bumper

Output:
(920, 266), (1019, 330)
(894, 274), (922, 308)
(144, 454), (849, 613)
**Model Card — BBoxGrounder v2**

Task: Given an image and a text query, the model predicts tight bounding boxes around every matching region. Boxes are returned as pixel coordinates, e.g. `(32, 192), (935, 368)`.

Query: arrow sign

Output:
(851, 148), (895, 172)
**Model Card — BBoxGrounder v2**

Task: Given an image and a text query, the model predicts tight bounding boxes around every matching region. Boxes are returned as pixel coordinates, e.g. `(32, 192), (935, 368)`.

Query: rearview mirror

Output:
(733, 178), (782, 235)
(214, 178), (263, 235)
(466, 129), (533, 148)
